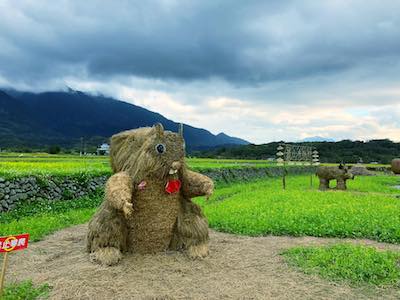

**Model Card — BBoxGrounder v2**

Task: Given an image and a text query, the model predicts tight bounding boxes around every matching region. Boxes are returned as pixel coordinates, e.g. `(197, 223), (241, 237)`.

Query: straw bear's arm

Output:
(105, 171), (134, 218)
(182, 169), (214, 199)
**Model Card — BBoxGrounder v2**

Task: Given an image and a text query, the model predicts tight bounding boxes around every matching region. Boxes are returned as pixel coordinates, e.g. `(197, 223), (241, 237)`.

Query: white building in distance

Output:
(97, 143), (110, 155)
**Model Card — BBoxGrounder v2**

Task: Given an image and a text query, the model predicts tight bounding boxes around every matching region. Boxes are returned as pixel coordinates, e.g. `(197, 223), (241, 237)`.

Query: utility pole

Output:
(80, 137), (84, 156)
(312, 149), (320, 188)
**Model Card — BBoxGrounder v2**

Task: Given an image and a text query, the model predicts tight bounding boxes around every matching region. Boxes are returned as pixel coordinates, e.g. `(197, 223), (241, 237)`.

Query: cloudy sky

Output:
(1, 0), (400, 143)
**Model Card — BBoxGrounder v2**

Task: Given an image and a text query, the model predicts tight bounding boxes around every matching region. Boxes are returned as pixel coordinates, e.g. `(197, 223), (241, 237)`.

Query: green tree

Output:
(48, 145), (61, 154)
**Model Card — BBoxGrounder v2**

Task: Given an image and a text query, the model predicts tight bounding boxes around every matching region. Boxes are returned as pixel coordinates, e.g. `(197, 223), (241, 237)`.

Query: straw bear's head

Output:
(110, 124), (185, 180)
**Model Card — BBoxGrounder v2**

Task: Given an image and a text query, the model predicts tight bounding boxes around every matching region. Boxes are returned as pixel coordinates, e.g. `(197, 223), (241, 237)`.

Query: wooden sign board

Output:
(0, 234), (29, 252)
(0, 233), (30, 296)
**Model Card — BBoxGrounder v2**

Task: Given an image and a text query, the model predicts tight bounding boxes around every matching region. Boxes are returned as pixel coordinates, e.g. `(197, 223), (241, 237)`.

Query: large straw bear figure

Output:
(87, 124), (213, 265)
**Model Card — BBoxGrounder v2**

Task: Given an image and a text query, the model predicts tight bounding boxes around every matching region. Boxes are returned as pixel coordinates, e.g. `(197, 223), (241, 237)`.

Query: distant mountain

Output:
(0, 89), (249, 151)
(215, 133), (249, 145)
(299, 136), (335, 142)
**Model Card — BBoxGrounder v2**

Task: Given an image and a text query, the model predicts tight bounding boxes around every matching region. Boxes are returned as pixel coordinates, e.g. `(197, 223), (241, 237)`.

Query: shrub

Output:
(48, 145), (61, 154)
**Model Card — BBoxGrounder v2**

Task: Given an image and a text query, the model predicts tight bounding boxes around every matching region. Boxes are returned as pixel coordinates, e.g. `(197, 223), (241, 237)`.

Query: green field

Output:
(0, 153), (390, 179)
(1, 173), (400, 243)
(196, 175), (400, 243)
(0, 153), (275, 178)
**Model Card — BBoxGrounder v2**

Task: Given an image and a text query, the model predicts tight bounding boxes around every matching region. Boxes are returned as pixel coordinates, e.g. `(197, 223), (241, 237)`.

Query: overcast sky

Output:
(1, 0), (400, 143)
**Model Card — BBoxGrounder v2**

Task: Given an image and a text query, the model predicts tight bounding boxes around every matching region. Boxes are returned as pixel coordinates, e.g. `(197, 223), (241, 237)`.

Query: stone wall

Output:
(366, 166), (392, 173)
(0, 176), (108, 212)
(201, 165), (316, 184)
(0, 166), (315, 213)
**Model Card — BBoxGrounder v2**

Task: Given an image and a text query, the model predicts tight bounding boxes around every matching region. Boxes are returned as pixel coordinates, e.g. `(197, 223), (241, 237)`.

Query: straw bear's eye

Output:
(155, 144), (166, 154)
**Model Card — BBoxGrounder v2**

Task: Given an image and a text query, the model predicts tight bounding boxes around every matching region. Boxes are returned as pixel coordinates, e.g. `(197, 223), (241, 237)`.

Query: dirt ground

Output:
(6, 224), (400, 299)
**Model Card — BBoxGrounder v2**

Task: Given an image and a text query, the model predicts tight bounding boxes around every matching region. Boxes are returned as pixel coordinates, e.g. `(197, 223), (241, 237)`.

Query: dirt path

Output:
(6, 225), (400, 299)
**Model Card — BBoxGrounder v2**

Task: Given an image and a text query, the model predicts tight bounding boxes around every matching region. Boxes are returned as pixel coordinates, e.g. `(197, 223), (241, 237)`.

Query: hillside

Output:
(0, 89), (248, 151)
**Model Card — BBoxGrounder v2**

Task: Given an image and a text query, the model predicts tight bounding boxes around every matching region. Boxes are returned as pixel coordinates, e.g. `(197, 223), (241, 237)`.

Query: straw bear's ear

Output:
(109, 130), (134, 173)
(110, 131), (131, 152)
(153, 123), (164, 137)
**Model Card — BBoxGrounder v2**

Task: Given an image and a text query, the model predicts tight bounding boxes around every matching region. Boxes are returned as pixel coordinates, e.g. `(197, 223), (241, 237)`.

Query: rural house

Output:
(96, 143), (110, 155)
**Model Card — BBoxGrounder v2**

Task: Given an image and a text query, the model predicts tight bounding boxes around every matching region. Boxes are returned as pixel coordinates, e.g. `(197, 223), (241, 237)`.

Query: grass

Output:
(282, 243), (400, 286)
(196, 174), (400, 243)
(1, 280), (50, 300)
(0, 208), (96, 242)
(0, 191), (103, 224)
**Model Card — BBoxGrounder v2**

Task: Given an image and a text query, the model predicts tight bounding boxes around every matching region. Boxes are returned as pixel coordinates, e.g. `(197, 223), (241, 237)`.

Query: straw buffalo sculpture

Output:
(392, 158), (400, 174)
(87, 124), (213, 265)
(316, 164), (354, 190)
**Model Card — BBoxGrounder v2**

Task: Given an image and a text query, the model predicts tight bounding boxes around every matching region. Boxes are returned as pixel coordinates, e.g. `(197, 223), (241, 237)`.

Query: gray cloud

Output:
(1, 0), (400, 142)
(1, 0), (400, 85)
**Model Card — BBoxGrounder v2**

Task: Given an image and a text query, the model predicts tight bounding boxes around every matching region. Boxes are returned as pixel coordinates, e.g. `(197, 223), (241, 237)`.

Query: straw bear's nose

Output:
(169, 161), (181, 175)
(171, 161), (181, 170)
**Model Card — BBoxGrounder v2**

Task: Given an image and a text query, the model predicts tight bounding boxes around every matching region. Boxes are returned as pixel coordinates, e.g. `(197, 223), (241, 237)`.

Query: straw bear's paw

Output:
(188, 243), (209, 259)
(89, 247), (123, 266)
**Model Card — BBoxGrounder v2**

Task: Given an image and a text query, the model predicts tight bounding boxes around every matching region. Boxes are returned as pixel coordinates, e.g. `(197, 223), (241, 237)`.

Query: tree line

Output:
(191, 139), (400, 164)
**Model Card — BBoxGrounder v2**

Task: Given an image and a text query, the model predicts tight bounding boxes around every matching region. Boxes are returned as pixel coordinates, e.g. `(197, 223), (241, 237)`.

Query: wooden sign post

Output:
(0, 233), (30, 297)
(277, 144), (318, 189)
(311, 150), (320, 188)
(276, 145), (285, 189)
